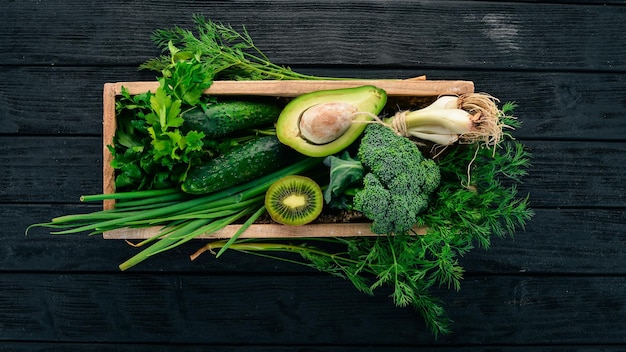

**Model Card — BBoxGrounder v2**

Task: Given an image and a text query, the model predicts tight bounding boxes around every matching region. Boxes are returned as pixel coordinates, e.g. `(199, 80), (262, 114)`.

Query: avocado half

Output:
(276, 85), (388, 157)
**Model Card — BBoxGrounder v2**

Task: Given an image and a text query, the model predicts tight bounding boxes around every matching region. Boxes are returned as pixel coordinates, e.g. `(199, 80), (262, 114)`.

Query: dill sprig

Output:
(141, 14), (342, 81)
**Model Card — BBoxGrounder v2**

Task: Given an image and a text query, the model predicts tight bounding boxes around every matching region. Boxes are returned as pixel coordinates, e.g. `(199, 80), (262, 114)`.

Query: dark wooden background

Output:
(2, 1), (625, 350)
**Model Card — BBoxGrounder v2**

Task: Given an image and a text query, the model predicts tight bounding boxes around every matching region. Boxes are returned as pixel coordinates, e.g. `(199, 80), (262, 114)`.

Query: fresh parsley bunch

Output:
(110, 43), (214, 190)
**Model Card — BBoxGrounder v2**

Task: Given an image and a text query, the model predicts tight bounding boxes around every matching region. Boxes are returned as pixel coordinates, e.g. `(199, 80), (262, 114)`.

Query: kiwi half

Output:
(265, 175), (323, 226)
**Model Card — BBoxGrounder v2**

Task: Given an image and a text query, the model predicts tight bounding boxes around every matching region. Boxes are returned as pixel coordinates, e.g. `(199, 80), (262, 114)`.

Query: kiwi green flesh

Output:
(265, 175), (323, 226)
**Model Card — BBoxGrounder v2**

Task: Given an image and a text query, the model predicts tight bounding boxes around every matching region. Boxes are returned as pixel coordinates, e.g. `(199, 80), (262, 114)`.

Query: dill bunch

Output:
(141, 14), (340, 81)
(339, 139), (533, 336)
(196, 106), (534, 337)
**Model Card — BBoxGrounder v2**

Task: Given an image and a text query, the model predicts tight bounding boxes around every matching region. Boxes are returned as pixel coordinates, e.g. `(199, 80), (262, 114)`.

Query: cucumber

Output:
(181, 136), (302, 194)
(182, 100), (283, 138)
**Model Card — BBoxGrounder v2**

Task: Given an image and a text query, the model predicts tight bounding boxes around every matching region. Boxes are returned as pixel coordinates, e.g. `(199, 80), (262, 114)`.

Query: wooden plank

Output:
(0, 343), (395, 352)
(1, 1), (624, 71)
(0, 66), (148, 134)
(3, 66), (626, 141)
(454, 71), (626, 141)
(521, 140), (626, 207)
(459, 208), (626, 275)
(102, 223), (382, 240)
(105, 78), (478, 97)
(0, 273), (624, 345)
(11, 206), (626, 274)
(2, 343), (624, 352)
(2, 137), (624, 207)
(0, 136), (102, 203)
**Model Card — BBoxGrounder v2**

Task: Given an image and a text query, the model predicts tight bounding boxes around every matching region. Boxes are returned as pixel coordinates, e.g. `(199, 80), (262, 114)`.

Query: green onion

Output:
(80, 188), (180, 202)
(381, 93), (513, 148)
(28, 157), (322, 270)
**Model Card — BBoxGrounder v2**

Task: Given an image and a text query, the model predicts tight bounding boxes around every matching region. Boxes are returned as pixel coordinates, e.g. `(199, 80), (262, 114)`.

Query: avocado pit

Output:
(299, 102), (357, 144)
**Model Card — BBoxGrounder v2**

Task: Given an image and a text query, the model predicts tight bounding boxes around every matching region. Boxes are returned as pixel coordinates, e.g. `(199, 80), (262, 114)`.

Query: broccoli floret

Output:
(355, 173), (394, 234)
(353, 124), (441, 234)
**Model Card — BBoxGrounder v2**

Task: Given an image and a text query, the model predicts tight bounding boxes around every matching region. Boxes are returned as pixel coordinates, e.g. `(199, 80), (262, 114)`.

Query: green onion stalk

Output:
(27, 157), (322, 271)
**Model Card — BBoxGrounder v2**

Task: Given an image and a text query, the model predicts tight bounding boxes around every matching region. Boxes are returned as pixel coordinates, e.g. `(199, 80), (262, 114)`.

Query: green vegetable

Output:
(111, 44), (214, 191)
(182, 99), (283, 138)
(27, 157), (324, 271)
(182, 136), (303, 195)
(322, 151), (364, 204)
(141, 15), (342, 81)
(382, 93), (509, 148)
(275, 86), (388, 157)
(353, 124), (441, 234)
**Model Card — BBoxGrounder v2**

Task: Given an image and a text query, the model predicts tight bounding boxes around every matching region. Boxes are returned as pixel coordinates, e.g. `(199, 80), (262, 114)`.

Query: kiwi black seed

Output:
(265, 175), (323, 226)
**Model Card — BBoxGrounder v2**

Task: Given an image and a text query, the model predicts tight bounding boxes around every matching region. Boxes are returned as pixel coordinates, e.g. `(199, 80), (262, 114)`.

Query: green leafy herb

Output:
(110, 43), (217, 190)
(141, 15), (342, 81)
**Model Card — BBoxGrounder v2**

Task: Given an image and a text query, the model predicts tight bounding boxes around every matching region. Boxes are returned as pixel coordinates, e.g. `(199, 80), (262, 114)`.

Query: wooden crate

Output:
(102, 78), (474, 240)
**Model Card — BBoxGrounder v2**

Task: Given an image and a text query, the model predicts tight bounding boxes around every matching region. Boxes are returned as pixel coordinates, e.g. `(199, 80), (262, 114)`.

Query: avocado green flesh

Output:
(276, 85), (388, 157)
